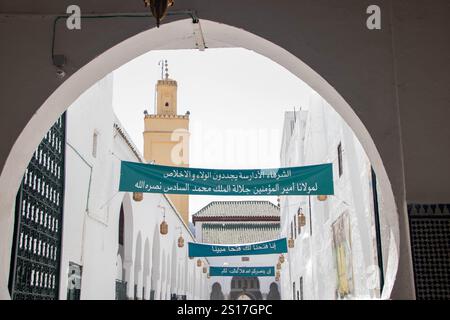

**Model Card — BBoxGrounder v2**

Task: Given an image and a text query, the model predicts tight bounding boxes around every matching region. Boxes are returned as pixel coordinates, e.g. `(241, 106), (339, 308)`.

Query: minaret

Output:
(156, 60), (178, 116)
(143, 60), (190, 224)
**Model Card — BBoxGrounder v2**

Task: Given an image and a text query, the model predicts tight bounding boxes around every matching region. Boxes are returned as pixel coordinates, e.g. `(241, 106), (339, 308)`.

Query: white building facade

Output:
(279, 92), (391, 300)
(10, 74), (209, 300)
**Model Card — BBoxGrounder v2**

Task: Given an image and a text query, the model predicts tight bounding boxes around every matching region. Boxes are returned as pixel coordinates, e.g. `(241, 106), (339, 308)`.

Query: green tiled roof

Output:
(194, 200), (279, 218)
(202, 222), (280, 244)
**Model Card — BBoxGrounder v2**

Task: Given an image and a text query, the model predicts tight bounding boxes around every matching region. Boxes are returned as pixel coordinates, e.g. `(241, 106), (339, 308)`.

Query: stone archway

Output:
(266, 282), (281, 300)
(0, 17), (406, 299)
(183, 255), (189, 299)
(150, 224), (161, 300)
(210, 282), (224, 300)
(143, 238), (151, 300)
(237, 293), (254, 300)
(118, 193), (134, 299)
(133, 232), (143, 300)
(230, 276), (262, 300)
(160, 252), (167, 300)
(170, 241), (177, 299)
(191, 263), (196, 299)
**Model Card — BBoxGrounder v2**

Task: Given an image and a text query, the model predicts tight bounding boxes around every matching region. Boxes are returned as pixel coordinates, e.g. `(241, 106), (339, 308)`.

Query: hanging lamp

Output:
(298, 208), (306, 227)
(178, 234), (185, 248)
(143, 0), (174, 27)
(160, 220), (168, 235)
(288, 238), (294, 248)
(159, 205), (168, 235)
(176, 227), (184, 247)
(133, 192), (143, 202)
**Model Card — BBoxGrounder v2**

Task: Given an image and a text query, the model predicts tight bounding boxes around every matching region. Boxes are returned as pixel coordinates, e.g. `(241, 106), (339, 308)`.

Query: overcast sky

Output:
(112, 48), (313, 217)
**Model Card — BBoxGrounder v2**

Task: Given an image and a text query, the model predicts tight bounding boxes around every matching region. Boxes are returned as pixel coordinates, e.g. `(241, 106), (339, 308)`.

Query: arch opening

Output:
(210, 282), (224, 300)
(115, 196), (134, 300)
(150, 224), (161, 300)
(267, 282), (281, 300)
(133, 232), (142, 300)
(143, 238), (151, 300)
(0, 19), (400, 300)
(170, 241), (177, 300)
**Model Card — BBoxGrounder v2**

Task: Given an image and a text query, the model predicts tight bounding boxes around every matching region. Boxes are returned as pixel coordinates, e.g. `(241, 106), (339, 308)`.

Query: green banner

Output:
(210, 267), (275, 277)
(119, 161), (334, 196)
(188, 238), (288, 257)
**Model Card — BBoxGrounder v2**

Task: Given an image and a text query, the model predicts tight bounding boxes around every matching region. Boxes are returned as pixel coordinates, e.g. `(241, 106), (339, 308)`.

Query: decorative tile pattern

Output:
(202, 222), (280, 244)
(408, 204), (450, 300)
(194, 201), (280, 218)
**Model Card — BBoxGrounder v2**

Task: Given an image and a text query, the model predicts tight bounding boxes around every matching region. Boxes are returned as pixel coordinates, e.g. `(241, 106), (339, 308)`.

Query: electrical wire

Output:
(51, 10), (199, 62)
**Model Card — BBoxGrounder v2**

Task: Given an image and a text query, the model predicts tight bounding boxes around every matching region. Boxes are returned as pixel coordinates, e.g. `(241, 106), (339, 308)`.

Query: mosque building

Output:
(193, 201), (282, 300)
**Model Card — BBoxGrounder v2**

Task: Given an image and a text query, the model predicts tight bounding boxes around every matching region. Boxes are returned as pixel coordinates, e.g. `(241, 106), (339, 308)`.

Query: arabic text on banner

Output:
(188, 238), (288, 257)
(119, 161), (334, 196)
(209, 266), (275, 277)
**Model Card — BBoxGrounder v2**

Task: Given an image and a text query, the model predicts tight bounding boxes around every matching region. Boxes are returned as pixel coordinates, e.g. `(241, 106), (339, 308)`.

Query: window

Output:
(165, 102), (169, 107)
(92, 131), (98, 158)
(337, 142), (343, 177)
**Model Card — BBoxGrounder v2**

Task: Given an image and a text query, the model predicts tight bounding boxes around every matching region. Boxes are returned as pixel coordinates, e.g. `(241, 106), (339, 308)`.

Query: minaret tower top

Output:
(156, 59), (178, 115)
(164, 59), (169, 79)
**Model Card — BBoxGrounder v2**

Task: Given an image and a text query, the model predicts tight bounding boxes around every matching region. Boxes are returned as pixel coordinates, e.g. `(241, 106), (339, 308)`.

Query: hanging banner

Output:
(119, 161), (334, 196)
(210, 266), (275, 277)
(188, 238), (288, 257)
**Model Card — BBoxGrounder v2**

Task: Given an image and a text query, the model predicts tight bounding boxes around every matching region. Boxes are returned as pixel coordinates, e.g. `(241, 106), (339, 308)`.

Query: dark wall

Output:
(392, 1), (450, 203)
